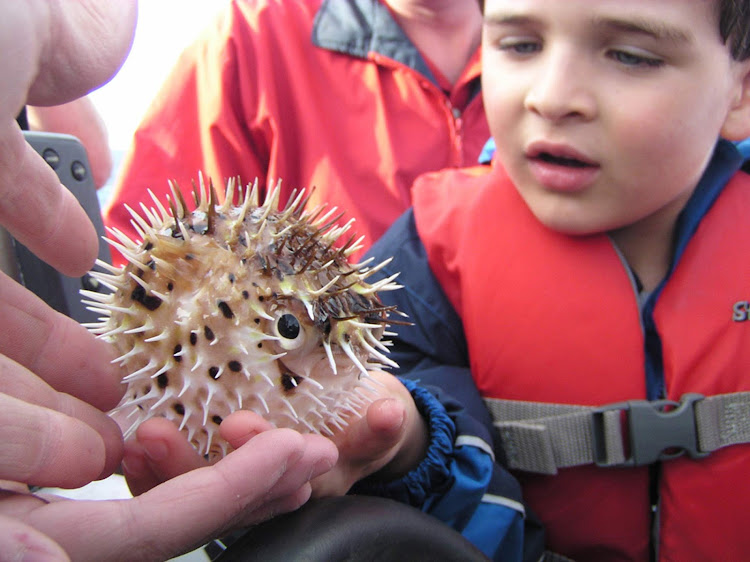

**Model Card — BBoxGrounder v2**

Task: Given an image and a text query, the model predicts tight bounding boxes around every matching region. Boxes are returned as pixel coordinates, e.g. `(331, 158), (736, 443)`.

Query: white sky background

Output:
(90, 1), (231, 153)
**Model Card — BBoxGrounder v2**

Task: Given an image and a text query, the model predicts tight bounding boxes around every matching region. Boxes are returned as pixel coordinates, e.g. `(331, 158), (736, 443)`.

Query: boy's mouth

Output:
(536, 152), (592, 168)
(526, 143), (599, 169)
(525, 142), (600, 192)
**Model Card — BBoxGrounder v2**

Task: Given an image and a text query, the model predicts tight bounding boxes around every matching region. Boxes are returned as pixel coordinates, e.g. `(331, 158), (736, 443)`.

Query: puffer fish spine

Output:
(82, 176), (404, 460)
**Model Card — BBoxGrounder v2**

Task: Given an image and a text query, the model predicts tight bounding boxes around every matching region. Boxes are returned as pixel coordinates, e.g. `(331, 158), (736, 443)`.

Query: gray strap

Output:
(485, 400), (625, 475)
(695, 392), (750, 451)
(485, 392), (750, 475)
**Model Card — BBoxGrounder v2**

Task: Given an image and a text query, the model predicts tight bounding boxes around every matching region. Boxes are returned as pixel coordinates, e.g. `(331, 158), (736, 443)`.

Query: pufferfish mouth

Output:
(278, 358), (306, 392)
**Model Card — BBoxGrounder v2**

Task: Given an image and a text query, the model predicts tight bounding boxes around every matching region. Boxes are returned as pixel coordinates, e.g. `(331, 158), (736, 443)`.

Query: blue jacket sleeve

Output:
(351, 210), (545, 562)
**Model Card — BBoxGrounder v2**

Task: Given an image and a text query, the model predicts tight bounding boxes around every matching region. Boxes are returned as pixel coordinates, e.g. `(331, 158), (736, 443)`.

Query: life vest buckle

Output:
(592, 393), (710, 467)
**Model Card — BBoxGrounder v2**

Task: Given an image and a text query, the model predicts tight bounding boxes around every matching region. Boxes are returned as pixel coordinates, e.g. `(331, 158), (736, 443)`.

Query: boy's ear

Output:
(721, 60), (750, 141)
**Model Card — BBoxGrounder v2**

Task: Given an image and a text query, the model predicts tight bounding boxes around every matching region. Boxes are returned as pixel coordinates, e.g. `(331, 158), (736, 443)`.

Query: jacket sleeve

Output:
(351, 210), (545, 562)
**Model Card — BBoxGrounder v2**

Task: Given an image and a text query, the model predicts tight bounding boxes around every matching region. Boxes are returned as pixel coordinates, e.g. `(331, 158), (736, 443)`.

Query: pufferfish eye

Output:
(277, 313), (301, 340)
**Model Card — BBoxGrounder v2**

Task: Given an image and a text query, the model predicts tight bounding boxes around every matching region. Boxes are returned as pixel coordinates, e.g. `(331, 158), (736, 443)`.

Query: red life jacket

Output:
(413, 163), (750, 561)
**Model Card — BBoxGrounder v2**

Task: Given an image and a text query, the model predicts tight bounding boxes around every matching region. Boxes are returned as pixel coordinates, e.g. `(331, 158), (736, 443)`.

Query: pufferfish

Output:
(82, 176), (404, 460)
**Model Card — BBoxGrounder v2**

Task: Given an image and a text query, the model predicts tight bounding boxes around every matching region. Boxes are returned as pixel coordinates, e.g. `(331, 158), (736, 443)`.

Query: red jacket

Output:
(103, 0), (488, 264)
(412, 158), (750, 560)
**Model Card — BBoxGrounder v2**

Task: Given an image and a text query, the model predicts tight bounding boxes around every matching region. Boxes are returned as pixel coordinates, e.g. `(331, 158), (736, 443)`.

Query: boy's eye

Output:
(497, 39), (541, 56)
(609, 49), (664, 68)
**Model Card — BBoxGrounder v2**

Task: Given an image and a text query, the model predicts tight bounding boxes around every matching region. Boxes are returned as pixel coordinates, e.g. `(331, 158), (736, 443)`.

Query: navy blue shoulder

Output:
(365, 209), (498, 455)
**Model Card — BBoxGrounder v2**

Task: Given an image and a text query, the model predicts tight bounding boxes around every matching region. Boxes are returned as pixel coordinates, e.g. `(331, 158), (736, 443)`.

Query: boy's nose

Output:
(523, 51), (596, 123)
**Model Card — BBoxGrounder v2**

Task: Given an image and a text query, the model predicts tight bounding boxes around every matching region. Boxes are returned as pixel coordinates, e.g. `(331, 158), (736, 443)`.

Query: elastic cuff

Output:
(350, 378), (456, 507)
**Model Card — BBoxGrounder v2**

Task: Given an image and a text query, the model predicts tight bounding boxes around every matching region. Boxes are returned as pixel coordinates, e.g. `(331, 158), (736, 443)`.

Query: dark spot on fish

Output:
(131, 285), (162, 311)
(148, 260), (156, 271)
(218, 301), (234, 319)
(228, 360), (242, 372)
(228, 273), (235, 283)
(204, 326), (215, 341)
(144, 242), (154, 251)
(208, 366), (220, 379)
(257, 343), (263, 348)
(185, 254), (194, 261)
(173, 344), (182, 362)
(157, 373), (169, 388)
(190, 332), (198, 346)
(212, 415), (223, 425)
(254, 318), (260, 324)
(259, 296), (265, 302)
(242, 290), (250, 299)
(167, 282), (174, 291)
(173, 403), (185, 415)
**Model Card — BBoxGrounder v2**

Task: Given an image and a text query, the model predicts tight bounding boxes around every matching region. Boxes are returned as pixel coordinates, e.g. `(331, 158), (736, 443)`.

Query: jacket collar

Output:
(312, 0), (437, 84)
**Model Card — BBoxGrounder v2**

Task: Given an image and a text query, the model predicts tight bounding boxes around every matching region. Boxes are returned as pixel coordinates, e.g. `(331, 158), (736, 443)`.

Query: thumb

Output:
(356, 397), (407, 458)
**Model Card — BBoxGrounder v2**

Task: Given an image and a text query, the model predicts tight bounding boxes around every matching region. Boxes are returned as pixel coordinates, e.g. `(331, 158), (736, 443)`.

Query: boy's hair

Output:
(720, 0), (750, 60)
(476, 1), (750, 61)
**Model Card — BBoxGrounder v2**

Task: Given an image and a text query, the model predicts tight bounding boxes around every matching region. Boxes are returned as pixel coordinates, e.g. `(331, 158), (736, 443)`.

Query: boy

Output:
(126, 1), (750, 560)
(353, 0), (750, 560)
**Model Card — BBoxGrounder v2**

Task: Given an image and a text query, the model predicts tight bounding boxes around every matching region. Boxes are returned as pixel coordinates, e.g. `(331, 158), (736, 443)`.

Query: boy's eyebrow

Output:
(592, 16), (693, 43)
(483, 14), (536, 27)
(483, 12), (693, 44)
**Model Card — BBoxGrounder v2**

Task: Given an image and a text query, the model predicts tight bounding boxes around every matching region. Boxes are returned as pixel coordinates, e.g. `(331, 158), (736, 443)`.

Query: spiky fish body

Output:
(83, 178), (402, 460)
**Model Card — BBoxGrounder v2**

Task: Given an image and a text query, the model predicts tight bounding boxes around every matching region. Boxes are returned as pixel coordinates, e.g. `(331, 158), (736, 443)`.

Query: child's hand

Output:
(309, 371), (428, 497)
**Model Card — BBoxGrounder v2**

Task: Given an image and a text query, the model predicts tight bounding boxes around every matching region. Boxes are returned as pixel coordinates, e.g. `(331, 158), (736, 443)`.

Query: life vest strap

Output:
(485, 392), (750, 474)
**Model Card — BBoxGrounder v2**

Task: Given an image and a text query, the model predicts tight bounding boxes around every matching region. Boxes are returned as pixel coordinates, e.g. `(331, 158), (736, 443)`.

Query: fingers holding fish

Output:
(121, 417), (208, 497)
(122, 411), (292, 497)
(24, 429), (337, 562)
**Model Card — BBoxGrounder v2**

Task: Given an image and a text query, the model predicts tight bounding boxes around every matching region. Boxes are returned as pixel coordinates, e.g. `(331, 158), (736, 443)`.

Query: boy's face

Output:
(482, 0), (750, 238)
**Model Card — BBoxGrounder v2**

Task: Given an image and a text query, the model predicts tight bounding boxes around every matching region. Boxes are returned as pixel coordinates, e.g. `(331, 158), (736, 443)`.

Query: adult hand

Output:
(1, 429), (337, 561)
(0, 0), (136, 484)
